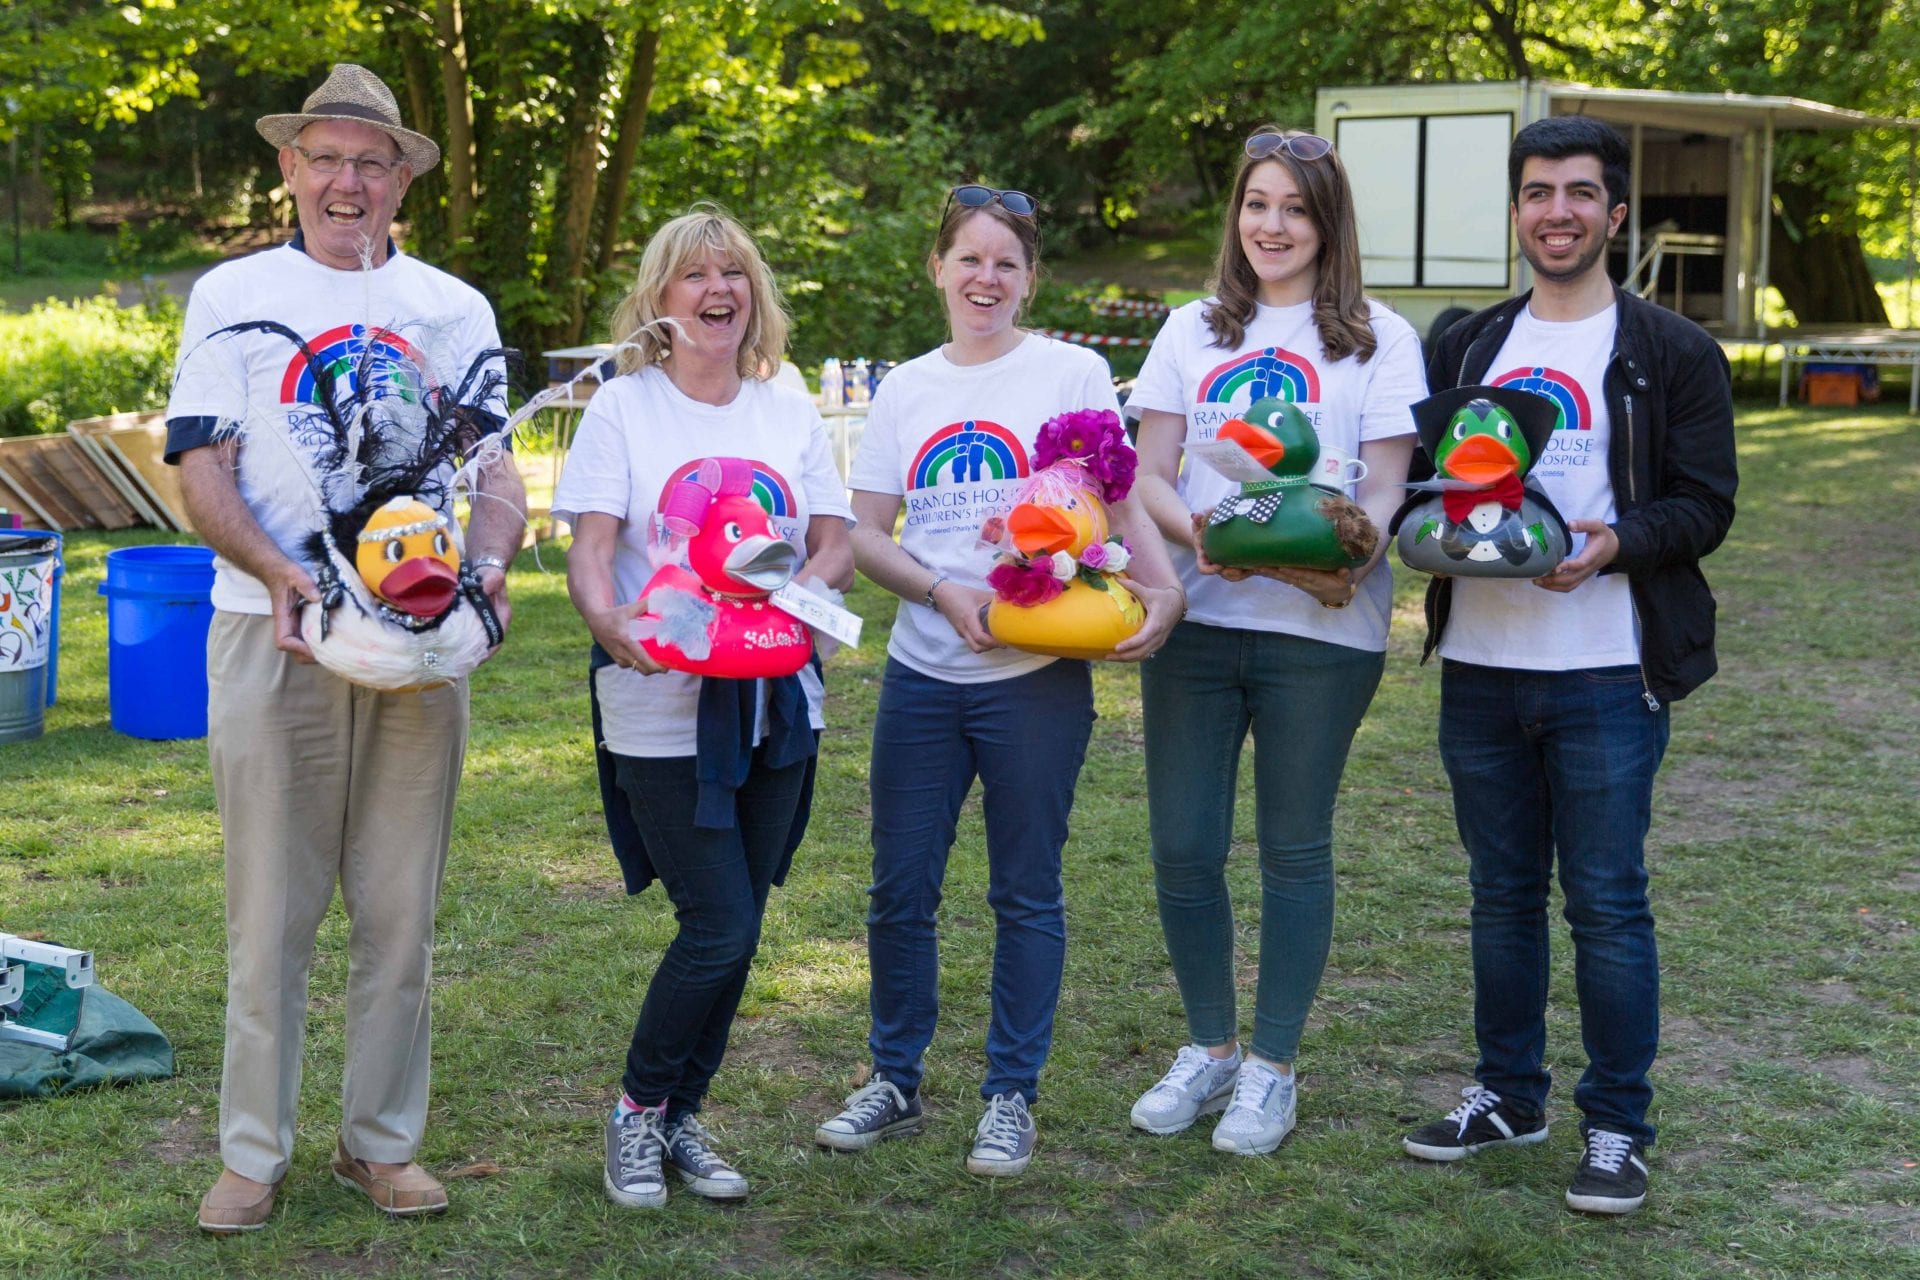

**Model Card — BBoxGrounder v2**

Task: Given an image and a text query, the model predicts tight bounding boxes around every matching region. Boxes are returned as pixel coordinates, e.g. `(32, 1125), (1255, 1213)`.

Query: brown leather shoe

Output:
(198, 1168), (280, 1233)
(330, 1139), (449, 1217)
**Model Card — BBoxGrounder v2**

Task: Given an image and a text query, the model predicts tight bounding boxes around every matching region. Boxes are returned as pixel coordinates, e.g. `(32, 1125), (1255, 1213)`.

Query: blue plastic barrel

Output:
(0, 530), (62, 744)
(97, 545), (216, 740)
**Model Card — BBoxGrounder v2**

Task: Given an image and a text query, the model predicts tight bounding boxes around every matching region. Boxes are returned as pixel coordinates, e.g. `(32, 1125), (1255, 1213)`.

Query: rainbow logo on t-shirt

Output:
(279, 324), (428, 406)
(663, 460), (796, 518)
(1492, 366), (1591, 432)
(907, 420), (1030, 490)
(1197, 346), (1321, 405)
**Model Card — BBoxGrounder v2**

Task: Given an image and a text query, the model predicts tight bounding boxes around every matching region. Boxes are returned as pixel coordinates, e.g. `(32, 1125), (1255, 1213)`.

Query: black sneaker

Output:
(1566, 1128), (1649, 1215)
(1402, 1085), (1549, 1162)
(665, 1115), (749, 1200)
(604, 1106), (668, 1208)
(814, 1076), (924, 1151)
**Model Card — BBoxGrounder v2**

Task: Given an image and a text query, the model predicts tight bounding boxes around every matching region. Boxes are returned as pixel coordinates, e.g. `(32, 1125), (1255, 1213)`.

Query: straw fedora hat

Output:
(256, 63), (440, 173)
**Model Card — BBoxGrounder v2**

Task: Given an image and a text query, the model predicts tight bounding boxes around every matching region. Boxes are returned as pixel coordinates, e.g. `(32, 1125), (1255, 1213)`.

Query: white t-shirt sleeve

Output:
(1075, 348), (1123, 416)
(799, 407), (853, 521)
(1125, 306), (1197, 418)
(845, 378), (903, 495)
(1358, 309), (1426, 442)
(551, 391), (632, 525)
(461, 301), (510, 422)
(166, 280), (246, 425)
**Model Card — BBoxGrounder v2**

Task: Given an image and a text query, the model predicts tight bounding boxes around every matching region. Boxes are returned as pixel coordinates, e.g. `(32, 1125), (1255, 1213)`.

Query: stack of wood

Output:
(0, 413), (192, 533)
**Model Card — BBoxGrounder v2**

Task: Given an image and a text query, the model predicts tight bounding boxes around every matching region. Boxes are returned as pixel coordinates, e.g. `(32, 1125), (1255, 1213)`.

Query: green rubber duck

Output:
(1201, 397), (1377, 571)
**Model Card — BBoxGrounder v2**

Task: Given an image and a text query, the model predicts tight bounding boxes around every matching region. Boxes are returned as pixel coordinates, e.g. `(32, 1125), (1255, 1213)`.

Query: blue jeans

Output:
(1440, 660), (1670, 1145)
(866, 657), (1095, 1104)
(613, 748), (808, 1117)
(1140, 621), (1384, 1064)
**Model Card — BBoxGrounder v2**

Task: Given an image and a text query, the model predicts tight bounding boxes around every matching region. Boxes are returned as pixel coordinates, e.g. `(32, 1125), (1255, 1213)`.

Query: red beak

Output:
(376, 559), (460, 619)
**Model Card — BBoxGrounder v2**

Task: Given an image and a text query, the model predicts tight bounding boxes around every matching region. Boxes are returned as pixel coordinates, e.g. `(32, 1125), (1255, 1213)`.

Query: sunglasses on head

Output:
(1244, 132), (1334, 163)
(942, 184), (1037, 222)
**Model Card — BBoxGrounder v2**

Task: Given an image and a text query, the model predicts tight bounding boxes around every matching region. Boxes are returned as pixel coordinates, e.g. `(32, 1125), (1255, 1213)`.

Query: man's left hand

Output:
(1534, 519), (1618, 593)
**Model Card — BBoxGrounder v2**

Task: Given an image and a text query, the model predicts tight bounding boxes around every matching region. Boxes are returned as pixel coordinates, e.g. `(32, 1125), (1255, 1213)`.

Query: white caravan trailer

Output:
(1314, 79), (1910, 342)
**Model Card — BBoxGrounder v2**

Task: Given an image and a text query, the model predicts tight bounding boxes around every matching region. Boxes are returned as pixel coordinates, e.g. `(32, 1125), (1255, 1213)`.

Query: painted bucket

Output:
(97, 545), (216, 740)
(0, 531), (62, 745)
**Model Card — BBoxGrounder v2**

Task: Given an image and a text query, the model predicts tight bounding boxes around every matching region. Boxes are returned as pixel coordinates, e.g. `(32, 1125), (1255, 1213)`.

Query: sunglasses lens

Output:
(1000, 190), (1036, 216)
(953, 185), (995, 208)
(1245, 133), (1283, 160)
(1289, 134), (1333, 161)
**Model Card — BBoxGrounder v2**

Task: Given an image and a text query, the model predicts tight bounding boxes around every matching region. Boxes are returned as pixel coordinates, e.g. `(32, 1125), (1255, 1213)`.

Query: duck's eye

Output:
(1451, 422), (1467, 441)
(432, 531), (450, 555)
(723, 521), (744, 542)
(384, 539), (404, 563)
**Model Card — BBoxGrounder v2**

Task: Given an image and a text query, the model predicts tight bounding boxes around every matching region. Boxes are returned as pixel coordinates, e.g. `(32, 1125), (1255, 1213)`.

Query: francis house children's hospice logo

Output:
(902, 419), (1032, 531)
(1190, 346), (1324, 439)
(279, 324), (429, 406)
(1490, 365), (1601, 483)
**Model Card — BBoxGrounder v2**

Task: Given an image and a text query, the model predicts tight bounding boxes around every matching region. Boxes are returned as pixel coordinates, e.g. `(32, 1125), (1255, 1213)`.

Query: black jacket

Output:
(1419, 287), (1738, 704)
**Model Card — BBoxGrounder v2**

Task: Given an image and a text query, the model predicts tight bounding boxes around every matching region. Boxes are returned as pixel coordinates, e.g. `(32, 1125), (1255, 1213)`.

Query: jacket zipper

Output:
(1618, 367), (1659, 712)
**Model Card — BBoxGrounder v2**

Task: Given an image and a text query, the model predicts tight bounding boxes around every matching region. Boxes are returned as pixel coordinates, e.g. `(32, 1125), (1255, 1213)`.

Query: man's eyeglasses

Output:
(293, 145), (402, 180)
(1244, 132), (1334, 164)
(941, 184), (1037, 224)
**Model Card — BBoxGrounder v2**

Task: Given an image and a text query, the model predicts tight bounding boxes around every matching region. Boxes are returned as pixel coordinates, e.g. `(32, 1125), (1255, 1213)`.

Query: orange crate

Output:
(1802, 370), (1861, 405)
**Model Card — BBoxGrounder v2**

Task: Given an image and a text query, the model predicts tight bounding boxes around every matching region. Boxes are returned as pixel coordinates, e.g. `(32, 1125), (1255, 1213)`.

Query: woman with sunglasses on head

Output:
(814, 184), (1183, 1176)
(553, 207), (854, 1209)
(1123, 129), (1424, 1155)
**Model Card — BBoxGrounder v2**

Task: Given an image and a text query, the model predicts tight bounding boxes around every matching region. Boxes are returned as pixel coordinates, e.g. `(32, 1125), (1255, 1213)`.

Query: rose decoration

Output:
(1032, 408), (1137, 504)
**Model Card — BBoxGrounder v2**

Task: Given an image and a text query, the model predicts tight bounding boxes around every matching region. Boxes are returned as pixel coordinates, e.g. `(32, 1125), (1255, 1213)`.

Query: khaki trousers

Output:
(206, 612), (469, 1183)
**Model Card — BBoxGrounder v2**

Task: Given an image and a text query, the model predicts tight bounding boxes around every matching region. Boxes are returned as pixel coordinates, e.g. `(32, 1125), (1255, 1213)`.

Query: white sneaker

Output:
(1130, 1044), (1241, 1135)
(1210, 1059), (1296, 1156)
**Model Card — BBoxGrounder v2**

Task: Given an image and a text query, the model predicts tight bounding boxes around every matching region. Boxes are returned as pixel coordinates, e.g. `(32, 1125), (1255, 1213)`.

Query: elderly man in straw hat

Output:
(165, 63), (525, 1232)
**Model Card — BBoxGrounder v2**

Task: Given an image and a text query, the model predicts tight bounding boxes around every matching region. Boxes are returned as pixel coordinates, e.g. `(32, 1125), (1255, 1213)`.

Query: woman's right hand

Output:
(588, 598), (667, 674)
(1189, 510), (1254, 582)
(931, 580), (1002, 653)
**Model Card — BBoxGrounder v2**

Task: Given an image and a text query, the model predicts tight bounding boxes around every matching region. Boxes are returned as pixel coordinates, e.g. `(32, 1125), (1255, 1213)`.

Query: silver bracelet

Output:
(471, 554), (508, 575)
(923, 574), (948, 608)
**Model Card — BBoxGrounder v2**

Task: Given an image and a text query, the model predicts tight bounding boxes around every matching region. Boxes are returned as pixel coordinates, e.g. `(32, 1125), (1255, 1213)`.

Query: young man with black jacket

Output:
(1399, 116), (1737, 1215)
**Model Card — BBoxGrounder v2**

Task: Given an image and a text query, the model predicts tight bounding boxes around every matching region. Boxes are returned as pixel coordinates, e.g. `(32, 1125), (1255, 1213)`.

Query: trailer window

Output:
(1336, 112), (1512, 289)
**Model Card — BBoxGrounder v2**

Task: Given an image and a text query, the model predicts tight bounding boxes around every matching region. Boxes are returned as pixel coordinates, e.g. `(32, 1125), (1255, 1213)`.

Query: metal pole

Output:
(1905, 128), (1915, 329)
(1758, 113), (1775, 344)
(9, 128), (20, 278)
(1628, 124), (1642, 290)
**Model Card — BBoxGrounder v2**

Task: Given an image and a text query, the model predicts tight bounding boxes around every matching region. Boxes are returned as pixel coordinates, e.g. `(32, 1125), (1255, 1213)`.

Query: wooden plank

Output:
(67, 414), (168, 528)
(0, 440), (87, 529)
(99, 423), (192, 532)
(0, 465), (58, 530)
(39, 436), (140, 529)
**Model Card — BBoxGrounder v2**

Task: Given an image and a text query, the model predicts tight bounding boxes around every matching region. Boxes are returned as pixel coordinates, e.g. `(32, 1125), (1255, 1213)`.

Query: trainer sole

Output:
(1130, 1090), (1232, 1136)
(814, 1116), (923, 1152)
(602, 1169), (668, 1209)
(676, 1168), (750, 1200)
(1211, 1117), (1295, 1157)
(1402, 1125), (1549, 1163)
(1566, 1188), (1646, 1215)
(965, 1150), (1033, 1177)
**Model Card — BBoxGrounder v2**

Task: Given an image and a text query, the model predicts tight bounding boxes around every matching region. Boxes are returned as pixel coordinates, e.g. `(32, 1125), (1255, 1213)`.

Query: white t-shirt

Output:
(1439, 305), (1639, 671)
(553, 366), (852, 757)
(1125, 297), (1424, 652)
(846, 333), (1121, 684)
(167, 244), (506, 613)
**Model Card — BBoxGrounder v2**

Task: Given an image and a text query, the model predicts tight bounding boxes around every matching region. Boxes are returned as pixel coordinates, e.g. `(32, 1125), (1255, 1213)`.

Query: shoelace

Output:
(670, 1116), (730, 1171)
(617, 1110), (665, 1184)
(1150, 1045), (1221, 1097)
(1445, 1085), (1502, 1138)
(1583, 1129), (1635, 1175)
(838, 1079), (904, 1124)
(1224, 1064), (1279, 1118)
(976, 1095), (1032, 1150)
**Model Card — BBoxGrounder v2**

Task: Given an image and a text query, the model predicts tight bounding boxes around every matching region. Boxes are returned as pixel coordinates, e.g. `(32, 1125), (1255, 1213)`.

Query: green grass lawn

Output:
(3, 402), (1917, 1278)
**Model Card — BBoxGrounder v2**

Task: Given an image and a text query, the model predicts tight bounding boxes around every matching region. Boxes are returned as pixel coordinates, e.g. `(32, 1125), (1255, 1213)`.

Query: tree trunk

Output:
(543, 29), (613, 347)
(593, 26), (662, 279)
(1769, 178), (1889, 326)
(431, 0), (478, 274)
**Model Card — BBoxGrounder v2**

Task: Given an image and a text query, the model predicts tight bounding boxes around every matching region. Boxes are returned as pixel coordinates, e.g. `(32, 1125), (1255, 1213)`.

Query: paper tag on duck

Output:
(770, 583), (863, 648)
(1188, 439), (1275, 484)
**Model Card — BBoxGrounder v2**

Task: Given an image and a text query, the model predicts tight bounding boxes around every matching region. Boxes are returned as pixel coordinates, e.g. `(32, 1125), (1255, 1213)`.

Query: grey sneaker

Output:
(1210, 1060), (1296, 1156)
(665, 1115), (749, 1200)
(604, 1106), (668, 1208)
(815, 1077), (924, 1152)
(1130, 1044), (1241, 1135)
(966, 1092), (1036, 1176)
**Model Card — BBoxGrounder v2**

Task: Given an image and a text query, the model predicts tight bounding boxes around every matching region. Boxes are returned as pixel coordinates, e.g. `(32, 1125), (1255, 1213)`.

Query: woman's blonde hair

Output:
(609, 205), (790, 378)
(1204, 127), (1376, 363)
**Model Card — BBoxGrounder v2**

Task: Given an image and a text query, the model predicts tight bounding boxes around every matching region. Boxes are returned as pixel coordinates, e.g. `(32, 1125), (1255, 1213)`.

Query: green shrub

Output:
(0, 291), (182, 436)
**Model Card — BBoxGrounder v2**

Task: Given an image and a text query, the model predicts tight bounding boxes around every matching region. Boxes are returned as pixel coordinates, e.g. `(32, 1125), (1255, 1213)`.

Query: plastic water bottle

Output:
(820, 357), (843, 409)
(849, 357), (871, 408)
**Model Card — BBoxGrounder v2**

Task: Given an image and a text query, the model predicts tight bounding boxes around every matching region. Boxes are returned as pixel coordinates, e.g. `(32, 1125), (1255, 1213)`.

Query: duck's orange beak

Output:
(1444, 434), (1520, 486)
(1008, 503), (1079, 556)
(1218, 417), (1285, 469)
